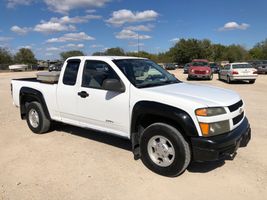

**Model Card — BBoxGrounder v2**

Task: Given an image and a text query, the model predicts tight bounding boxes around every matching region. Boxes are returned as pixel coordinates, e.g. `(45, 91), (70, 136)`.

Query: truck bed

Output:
(12, 77), (58, 84)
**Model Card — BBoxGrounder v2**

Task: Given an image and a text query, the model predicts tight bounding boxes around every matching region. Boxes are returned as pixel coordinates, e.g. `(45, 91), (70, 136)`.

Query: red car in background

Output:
(188, 59), (213, 80)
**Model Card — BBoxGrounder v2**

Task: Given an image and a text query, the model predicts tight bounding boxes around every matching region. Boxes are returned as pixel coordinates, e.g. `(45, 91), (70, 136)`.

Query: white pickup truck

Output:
(11, 56), (251, 176)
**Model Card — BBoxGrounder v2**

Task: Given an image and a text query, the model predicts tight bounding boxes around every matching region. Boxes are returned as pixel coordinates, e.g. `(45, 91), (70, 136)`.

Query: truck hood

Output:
(143, 82), (240, 107)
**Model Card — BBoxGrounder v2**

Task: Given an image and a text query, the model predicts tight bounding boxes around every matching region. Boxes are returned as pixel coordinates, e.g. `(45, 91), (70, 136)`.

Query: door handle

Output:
(78, 91), (89, 98)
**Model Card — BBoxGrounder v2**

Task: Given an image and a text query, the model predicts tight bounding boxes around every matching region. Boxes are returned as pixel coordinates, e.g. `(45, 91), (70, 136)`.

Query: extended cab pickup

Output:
(11, 56), (251, 177)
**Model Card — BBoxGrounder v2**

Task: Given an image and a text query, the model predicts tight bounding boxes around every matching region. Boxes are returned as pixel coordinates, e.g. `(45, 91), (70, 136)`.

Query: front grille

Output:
(228, 100), (243, 112)
(194, 70), (206, 74)
(233, 112), (244, 125)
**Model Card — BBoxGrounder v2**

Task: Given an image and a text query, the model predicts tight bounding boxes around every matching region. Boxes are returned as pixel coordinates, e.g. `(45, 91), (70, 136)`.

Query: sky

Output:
(0, 0), (267, 60)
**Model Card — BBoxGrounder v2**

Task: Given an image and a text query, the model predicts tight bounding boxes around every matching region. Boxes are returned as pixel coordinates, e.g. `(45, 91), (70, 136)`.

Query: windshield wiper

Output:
(138, 80), (180, 88)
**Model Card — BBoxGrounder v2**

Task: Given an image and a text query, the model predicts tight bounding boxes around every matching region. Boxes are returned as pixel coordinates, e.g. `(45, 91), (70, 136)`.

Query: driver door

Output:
(76, 60), (130, 137)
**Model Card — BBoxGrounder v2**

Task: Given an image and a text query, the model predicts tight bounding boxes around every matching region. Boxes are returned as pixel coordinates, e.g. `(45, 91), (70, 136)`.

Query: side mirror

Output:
(102, 79), (125, 93)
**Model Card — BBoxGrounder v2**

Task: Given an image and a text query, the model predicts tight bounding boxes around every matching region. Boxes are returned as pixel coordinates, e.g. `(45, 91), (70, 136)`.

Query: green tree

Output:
(210, 44), (226, 62)
(0, 48), (13, 70)
(14, 48), (37, 65)
(60, 50), (85, 60)
(223, 45), (248, 62)
(249, 39), (267, 60)
(169, 39), (207, 64)
(105, 47), (125, 56)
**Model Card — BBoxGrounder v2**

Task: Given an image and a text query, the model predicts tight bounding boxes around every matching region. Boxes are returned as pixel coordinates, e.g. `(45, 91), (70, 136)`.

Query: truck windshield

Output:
(113, 59), (180, 88)
(191, 62), (208, 66)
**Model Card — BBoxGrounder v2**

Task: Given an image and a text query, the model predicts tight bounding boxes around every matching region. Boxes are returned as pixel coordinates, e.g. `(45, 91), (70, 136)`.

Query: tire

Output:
(218, 73), (221, 80)
(209, 74), (213, 80)
(26, 101), (51, 134)
(249, 80), (255, 84)
(227, 76), (231, 84)
(140, 123), (191, 177)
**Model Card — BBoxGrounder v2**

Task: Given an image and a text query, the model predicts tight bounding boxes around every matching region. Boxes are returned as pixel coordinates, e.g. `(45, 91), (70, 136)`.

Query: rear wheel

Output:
(140, 123), (191, 177)
(26, 101), (51, 134)
(218, 73), (222, 80)
(249, 80), (255, 84)
(227, 76), (231, 84)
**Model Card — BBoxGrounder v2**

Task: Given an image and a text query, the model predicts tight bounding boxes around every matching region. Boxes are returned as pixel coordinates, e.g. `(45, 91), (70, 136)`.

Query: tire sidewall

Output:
(26, 102), (44, 133)
(140, 124), (190, 177)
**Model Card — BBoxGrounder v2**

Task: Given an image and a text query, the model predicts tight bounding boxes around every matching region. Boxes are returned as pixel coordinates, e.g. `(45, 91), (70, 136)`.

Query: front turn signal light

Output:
(199, 123), (209, 136)
(196, 109), (207, 116)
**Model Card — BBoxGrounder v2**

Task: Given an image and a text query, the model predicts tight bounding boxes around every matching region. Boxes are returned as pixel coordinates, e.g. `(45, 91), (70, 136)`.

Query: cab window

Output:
(82, 60), (120, 89)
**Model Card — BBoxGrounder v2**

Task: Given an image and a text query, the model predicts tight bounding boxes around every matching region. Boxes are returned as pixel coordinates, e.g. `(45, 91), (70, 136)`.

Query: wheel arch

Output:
(130, 101), (198, 159)
(19, 87), (51, 120)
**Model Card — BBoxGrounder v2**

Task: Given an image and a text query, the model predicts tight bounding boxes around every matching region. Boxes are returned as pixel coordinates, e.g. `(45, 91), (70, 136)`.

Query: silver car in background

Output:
(219, 62), (258, 84)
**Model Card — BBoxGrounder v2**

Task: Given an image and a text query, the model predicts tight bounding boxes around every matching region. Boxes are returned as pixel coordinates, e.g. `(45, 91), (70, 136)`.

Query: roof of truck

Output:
(67, 56), (147, 61)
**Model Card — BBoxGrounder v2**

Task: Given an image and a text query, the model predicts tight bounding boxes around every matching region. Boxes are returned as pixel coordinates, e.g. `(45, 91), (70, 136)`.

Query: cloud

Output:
(46, 47), (61, 51)
(106, 9), (159, 26)
(34, 22), (76, 34)
(170, 38), (180, 42)
(7, 0), (33, 8)
(33, 15), (100, 34)
(44, 0), (110, 14)
(218, 22), (250, 31)
(17, 45), (32, 49)
(46, 32), (95, 43)
(49, 15), (102, 24)
(128, 42), (144, 47)
(0, 36), (13, 42)
(11, 25), (31, 35)
(115, 29), (151, 40)
(125, 24), (154, 32)
(66, 43), (85, 48)
(91, 44), (104, 48)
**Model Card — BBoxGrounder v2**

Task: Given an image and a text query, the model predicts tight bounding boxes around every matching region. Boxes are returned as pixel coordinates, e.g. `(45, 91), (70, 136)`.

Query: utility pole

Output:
(137, 33), (140, 57)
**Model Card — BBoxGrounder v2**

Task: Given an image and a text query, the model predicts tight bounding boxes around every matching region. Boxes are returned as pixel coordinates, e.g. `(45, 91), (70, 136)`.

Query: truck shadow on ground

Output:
(52, 122), (132, 152)
(53, 122), (227, 174)
(187, 160), (225, 173)
(217, 79), (254, 84)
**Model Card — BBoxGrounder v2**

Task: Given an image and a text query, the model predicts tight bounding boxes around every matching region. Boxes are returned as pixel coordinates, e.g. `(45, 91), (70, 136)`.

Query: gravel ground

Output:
(0, 70), (266, 200)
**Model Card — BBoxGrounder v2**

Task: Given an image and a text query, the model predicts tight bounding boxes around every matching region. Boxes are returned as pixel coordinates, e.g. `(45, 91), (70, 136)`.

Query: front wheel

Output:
(26, 101), (51, 134)
(209, 74), (213, 80)
(249, 80), (255, 84)
(140, 123), (191, 177)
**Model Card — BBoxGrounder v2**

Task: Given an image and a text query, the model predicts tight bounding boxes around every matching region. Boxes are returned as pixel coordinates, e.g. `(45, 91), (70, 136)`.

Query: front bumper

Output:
(191, 117), (251, 162)
(189, 74), (211, 79)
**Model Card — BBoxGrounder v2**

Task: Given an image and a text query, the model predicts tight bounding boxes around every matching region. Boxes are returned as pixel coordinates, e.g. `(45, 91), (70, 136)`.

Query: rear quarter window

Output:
(63, 59), (81, 86)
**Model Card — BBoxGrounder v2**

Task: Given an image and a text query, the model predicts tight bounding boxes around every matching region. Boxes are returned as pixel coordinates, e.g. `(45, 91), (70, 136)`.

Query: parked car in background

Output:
(48, 63), (63, 72)
(183, 63), (190, 74)
(188, 59), (213, 80)
(219, 62), (258, 84)
(220, 61), (230, 67)
(248, 60), (267, 74)
(161, 63), (176, 70)
(209, 62), (220, 73)
(9, 64), (28, 71)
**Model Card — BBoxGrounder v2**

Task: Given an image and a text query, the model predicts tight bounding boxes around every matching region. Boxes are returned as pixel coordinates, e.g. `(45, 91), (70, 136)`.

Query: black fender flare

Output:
(19, 87), (51, 120)
(130, 101), (198, 159)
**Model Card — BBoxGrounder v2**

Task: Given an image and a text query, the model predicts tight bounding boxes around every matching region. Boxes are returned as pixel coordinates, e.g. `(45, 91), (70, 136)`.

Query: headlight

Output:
(196, 107), (229, 136)
(195, 107), (226, 116)
(199, 120), (230, 136)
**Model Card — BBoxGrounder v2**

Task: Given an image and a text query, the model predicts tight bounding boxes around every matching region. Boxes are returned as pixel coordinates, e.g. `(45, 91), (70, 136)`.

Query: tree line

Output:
(0, 48), (37, 70)
(1, 38), (267, 70)
(92, 38), (267, 64)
